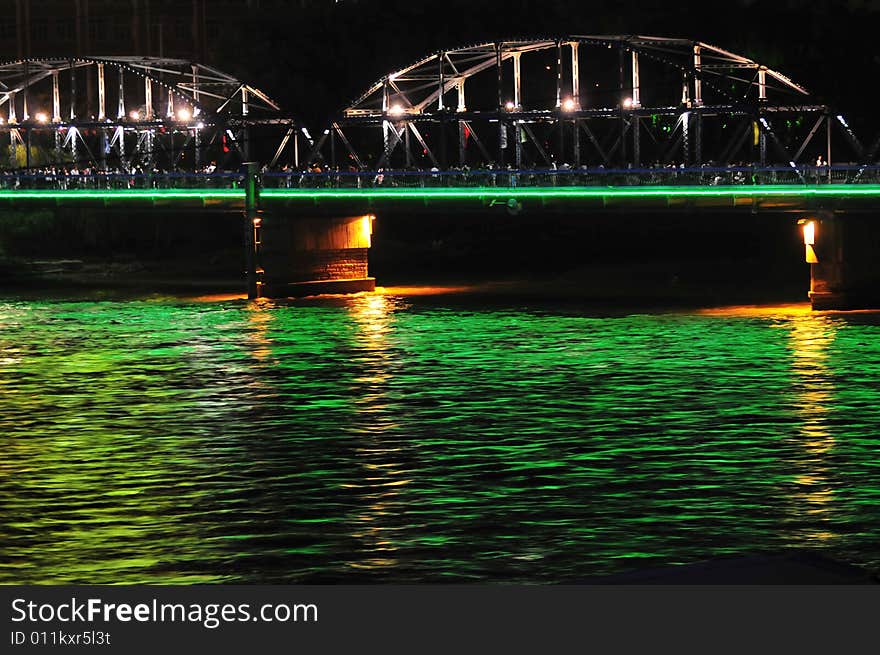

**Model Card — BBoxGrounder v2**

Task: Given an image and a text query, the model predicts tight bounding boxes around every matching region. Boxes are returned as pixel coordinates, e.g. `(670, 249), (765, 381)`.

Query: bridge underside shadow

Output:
(3, 199), (880, 311)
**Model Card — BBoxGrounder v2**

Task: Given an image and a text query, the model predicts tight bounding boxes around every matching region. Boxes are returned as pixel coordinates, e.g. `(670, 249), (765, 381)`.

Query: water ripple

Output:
(1, 296), (879, 583)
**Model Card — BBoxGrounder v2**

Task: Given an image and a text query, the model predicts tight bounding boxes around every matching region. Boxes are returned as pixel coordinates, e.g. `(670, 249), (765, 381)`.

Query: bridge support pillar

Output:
(806, 212), (880, 310)
(257, 213), (376, 298)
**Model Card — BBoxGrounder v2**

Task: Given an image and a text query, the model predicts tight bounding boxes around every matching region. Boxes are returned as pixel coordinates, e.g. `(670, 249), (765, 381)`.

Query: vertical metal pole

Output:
(633, 116), (640, 166)
(382, 81), (391, 161)
(514, 121), (522, 168)
(117, 125), (125, 161)
(826, 114), (832, 183)
(458, 120), (466, 166)
(52, 71), (61, 122)
(191, 64), (200, 105)
(404, 124), (411, 168)
(194, 125), (201, 169)
(117, 66), (125, 118)
(437, 52), (445, 111)
(97, 62), (105, 120)
(513, 52), (521, 108)
(144, 77), (153, 119)
(191, 64), (200, 170)
(758, 67), (766, 101)
(294, 131), (299, 169)
(496, 43), (504, 166)
(241, 86), (250, 162)
(69, 60), (76, 120)
(682, 111), (690, 165)
(8, 92), (16, 124)
(557, 42), (565, 161)
(618, 46), (626, 164)
(457, 78), (466, 112)
(243, 161), (260, 299)
(631, 51), (641, 107)
(694, 112), (702, 165)
(693, 44), (702, 106)
(555, 41), (563, 107)
(143, 75), (153, 166)
(331, 127), (338, 168)
(512, 50), (522, 167)
(757, 117), (767, 166)
(571, 41), (580, 107)
(22, 61), (29, 121)
(26, 127), (31, 169)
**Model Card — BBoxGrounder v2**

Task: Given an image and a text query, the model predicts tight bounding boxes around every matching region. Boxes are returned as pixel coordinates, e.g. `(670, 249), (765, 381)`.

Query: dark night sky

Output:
(214, 0), (880, 138)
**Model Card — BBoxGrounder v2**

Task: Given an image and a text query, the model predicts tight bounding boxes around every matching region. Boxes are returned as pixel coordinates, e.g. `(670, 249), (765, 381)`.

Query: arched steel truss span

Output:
(0, 56), (310, 172)
(313, 36), (867, 171)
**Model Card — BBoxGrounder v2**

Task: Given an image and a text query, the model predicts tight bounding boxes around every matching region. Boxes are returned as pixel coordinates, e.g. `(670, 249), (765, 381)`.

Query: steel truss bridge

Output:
(0, 56), (308, 173)
(0, 36), (879, 182)
(311, 35), (875, 173)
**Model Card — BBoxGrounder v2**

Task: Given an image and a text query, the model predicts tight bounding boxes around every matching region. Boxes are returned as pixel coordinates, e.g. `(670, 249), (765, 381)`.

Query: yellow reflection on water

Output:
(245, 298), (277, 363)
(785, 313), (839, 544)
(344, 293), (412, 572)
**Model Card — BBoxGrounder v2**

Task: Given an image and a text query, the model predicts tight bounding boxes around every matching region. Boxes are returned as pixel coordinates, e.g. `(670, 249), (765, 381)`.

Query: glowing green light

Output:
(0, 189), (242, 200)
(260, 185), (880, 200)
(1, 184), (880, 205)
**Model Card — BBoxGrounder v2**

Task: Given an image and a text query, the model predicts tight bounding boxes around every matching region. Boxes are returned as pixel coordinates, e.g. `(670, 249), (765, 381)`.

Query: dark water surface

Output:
(1, 292), (879, 583)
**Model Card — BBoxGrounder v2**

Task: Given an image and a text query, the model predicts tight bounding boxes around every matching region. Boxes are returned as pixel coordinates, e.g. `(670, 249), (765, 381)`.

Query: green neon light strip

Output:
(2, 184), (880, 201)
(0, 190), (243, 200)
(260, 184), (880, 199)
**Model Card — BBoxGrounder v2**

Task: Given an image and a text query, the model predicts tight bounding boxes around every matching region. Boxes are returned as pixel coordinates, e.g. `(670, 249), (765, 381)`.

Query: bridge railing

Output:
(2, 165), (880, 190)
(264, 165), (880, 189)
(0, 172), (246, 191)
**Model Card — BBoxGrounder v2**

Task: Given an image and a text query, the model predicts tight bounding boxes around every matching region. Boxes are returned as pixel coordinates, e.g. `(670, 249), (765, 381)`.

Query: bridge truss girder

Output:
(0, 57), (309, 172)
(314, 36), (864, 171)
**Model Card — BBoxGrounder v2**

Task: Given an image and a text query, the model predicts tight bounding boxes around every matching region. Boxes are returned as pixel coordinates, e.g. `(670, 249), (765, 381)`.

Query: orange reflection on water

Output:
(377, 285), (476, 297)
(188, 292), (248, 303)
(697, 302), (880, 318)
(696, 303), (814, 318)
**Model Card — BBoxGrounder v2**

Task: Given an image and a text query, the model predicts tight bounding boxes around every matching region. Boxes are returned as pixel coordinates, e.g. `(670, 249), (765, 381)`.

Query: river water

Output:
(1, 291), (879, 583)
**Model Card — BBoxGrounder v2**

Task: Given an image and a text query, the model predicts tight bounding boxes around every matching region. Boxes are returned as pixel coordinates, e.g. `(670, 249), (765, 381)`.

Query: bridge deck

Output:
(2, 184), (880, 213)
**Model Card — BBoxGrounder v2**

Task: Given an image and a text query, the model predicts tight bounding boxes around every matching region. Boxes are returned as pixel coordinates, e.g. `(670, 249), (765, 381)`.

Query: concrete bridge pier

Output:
(243, 163), (375, 299)
(255, 212), (376, 298)
(806, 211), (880, 310)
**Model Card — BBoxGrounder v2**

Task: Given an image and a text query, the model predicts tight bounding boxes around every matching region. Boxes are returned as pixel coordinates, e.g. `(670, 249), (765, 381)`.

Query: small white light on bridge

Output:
(562, 98), (577, 112)
(0, 117), (5, 125)
(130, 110), (140, 120)
(388, 104), (405, 116)
(622, 97), (633, 109)
(35, 112), (49, 123)
(177, 108), (192, 122)
(196, 122), (205, 129)
(505, 101), (516, 111)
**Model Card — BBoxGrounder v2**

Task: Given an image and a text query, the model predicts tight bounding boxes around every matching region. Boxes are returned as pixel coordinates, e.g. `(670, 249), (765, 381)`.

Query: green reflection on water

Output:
(1, 297), (879, 583)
